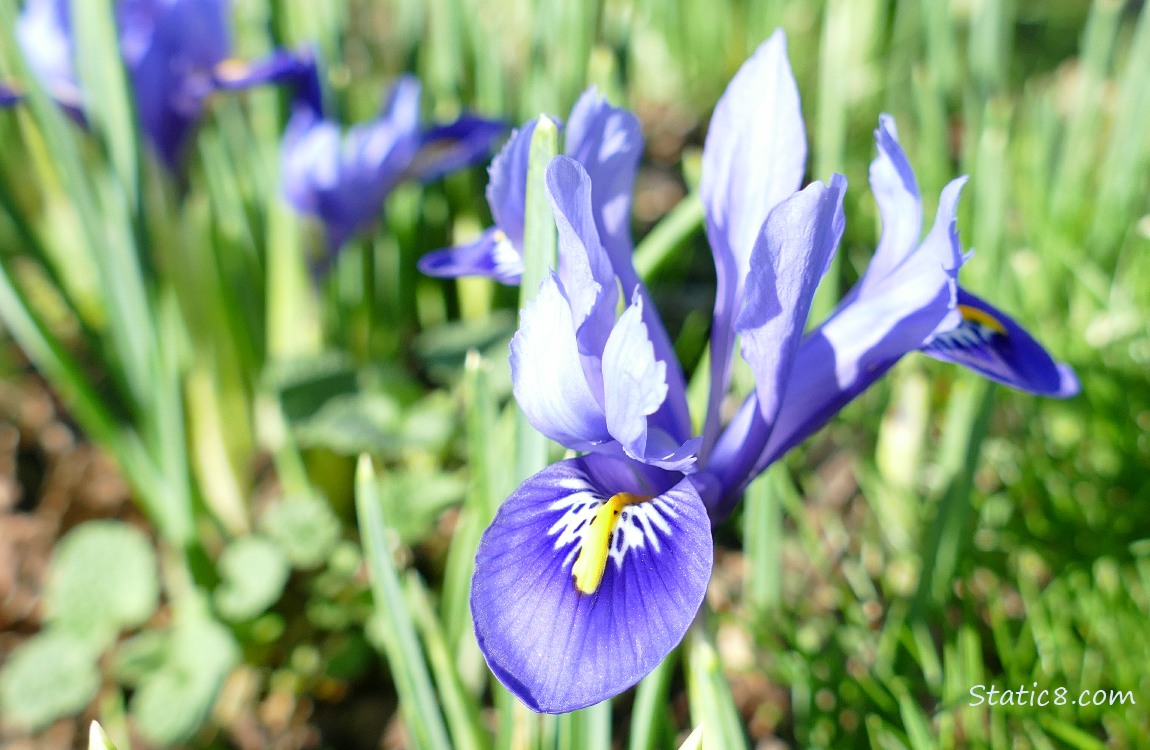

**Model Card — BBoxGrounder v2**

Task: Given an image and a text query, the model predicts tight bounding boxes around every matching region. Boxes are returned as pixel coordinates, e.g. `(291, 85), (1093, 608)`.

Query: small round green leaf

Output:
(44, 520), (159, 642)
(131, 616), (239, 746)
(0, 631), (101, 730)
(213, 535), (291, 621)
(259, 494), (341, 570)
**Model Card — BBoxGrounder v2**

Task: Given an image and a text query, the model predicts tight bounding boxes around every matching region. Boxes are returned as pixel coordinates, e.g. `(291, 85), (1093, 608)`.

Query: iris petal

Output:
(280, 76), (423, 254)
(564, 89), (643, 275)
(707, 170), (969, 514)
(471, 455), (712, 713)
(602, 294), (701, 471)
(922, 288), (1079, 397)
(510, 274), (611, 450)
(547, 156), (619, 345)
(699, 28), (807, 449)
(408, 113), (506, 182)
(486, 120), (538, 251)
(854, 114), (923, 300)
(737, 175), (846, 426)
(418, 227), (523, 285)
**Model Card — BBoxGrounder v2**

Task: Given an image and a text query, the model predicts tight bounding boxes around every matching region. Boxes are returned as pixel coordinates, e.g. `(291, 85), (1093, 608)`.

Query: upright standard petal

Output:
(471, 455), (712, 713)
(564, 92), (693, 443)
(707, 176), (968, 514)
(547, 156), (618, 353)
(486, 119), (538, 252)
(922, 287), (1080, 397)
(548, 156), (693, 450)
(852, 114), (922, 300)
(564, 88), (644, 275)
(737, 175), (846, 427)
(699, 29), (808, 451)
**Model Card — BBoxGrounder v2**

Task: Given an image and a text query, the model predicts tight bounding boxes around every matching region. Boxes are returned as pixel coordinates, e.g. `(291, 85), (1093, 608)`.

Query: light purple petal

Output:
(280, 77), (423, 251)
(601, 293), (701, 471)
(853, 114), (923, 300)
(510, 273), (610, 451)
(564, 88), (644, 274)
(417, 227), (523, 285)
(699, 29), (808, 453)
(471, 455), (712, 713)
(922, 287), (1079, 397)
(485, 119), (538, 252)
(547, 156), (619, 357)
(736, 175), (846, 427)
(706, 177), (969, 516)
(566, 90), (692, 443)
(16, 0), (80, 107)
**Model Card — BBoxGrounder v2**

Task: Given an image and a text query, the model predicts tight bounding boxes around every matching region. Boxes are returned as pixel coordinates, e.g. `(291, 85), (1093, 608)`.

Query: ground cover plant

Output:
(0, 0), (1147, 748)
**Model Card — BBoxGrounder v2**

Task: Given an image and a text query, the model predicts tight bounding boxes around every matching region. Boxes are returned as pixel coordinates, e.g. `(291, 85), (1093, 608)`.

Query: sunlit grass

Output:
(0, 0), (1146, 747)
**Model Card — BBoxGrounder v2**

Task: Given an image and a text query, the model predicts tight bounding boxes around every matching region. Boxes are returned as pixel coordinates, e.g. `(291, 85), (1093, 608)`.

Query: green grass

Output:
(0, 0), (1147, 747)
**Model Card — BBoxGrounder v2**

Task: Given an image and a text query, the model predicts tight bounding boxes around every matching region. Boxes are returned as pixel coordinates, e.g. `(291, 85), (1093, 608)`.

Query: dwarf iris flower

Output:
(417, 88), (645, 287)
(453, 31), (1078, 712)
(278, 63), (504, 271)
(15, 0), (301, 170)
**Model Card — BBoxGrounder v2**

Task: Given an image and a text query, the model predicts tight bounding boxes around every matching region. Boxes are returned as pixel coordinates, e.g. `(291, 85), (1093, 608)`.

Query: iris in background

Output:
(447, 30), (1079, 712)
(278, 65), (505, 271)
(15, 0), (294, 170)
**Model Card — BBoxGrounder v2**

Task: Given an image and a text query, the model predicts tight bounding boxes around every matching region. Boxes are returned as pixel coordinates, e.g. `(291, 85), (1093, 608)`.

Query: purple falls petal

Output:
(212, 48), (321, 113)
(699, 29), (808, 452)
(417, 227), (523, 285)
(471, 455), (712, 713)
(601, 293), (701, 472)
(922, 287), (1080, 397)
(510, 273), (610, 451)
(736, 175), (846, 427)
(406, 113), (506, 181)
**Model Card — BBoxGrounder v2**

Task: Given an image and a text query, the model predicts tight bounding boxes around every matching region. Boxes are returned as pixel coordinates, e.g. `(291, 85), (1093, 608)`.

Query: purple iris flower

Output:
(468, 30), (1077, 713)
(706, 115), (1080, 513)
(14, 0), (298, 170)
(278, 68), (505, 270)
(0, 83), (21, 108)
(417, 87), (643, 287)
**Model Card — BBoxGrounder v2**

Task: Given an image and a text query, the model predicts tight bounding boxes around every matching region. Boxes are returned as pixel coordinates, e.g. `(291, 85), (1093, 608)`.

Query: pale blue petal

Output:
(699, 29), (808, 452)
(564, 88), (644, 274)
(736, 175), (846, 427)
(510, 273), (610, 450)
